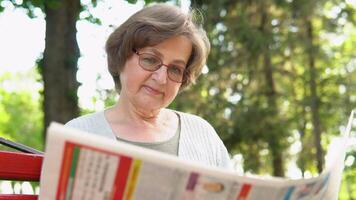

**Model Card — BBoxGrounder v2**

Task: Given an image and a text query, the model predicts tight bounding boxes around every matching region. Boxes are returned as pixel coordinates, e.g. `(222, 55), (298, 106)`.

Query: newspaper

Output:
(39, 111), (354, 200)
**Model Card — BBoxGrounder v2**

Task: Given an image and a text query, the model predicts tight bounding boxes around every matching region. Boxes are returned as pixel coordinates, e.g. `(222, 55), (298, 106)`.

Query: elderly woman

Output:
(66, 4), (231, 169)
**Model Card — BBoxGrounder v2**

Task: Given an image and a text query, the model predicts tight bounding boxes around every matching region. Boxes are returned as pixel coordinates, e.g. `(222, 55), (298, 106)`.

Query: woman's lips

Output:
(143, 85), (163, 95)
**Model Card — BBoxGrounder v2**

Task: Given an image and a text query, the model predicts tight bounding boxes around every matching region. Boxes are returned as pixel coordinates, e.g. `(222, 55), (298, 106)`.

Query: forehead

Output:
(142, 36), (193, 63)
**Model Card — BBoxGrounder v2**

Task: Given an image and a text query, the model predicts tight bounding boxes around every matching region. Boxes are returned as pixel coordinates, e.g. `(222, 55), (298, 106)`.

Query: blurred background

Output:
(0, 0), (355, 199)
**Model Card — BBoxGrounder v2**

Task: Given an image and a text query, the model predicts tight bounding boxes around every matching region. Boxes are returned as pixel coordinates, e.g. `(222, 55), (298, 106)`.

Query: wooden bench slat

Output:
(0, 194), (38, 200)
(0, 151), (43, 181)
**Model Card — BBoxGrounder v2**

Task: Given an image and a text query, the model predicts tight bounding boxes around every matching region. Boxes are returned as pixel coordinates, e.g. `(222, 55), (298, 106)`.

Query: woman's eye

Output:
(170, 66), (184, 75)
(141, 55), (160, 66)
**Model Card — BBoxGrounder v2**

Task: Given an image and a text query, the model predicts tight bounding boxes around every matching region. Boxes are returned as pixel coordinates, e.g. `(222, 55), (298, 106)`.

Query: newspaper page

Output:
(39, 111), (354, 200)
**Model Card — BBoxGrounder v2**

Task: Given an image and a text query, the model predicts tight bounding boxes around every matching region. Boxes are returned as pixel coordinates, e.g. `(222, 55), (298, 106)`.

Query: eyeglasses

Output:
(133, 49), (186, 83)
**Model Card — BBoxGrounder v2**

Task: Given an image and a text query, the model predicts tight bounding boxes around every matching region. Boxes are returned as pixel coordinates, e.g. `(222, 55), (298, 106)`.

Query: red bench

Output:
(0, 151), (43, 200)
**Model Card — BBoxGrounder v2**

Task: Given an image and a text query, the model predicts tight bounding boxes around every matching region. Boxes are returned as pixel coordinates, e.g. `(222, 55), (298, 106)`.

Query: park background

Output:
(0, 0), (355, 199)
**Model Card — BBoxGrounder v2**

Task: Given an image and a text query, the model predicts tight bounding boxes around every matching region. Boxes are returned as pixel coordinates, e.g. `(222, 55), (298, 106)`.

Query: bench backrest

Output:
(0, 150), (43, 200)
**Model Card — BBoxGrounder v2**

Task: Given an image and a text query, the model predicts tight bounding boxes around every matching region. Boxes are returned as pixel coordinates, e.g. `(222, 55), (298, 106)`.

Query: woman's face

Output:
(119, 35), (192, 112)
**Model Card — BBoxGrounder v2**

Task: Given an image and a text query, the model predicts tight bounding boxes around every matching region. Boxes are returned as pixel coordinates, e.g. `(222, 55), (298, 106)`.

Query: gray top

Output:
(116, 116), (180, 155)
(65, 109), (232, 169)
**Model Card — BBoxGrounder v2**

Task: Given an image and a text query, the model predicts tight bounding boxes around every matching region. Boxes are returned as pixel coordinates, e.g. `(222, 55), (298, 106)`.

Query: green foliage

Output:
(80, 2), (101, 25)
(339, 149), (356, 200)
(126, 0), (138, 3)
(0, 71), (44, 151)
(82, 14), (102, 25)
(173, 0), (356, 177)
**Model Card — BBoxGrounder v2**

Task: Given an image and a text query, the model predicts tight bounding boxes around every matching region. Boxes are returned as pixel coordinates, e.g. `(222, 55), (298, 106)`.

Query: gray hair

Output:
(106, 3), (210, 92)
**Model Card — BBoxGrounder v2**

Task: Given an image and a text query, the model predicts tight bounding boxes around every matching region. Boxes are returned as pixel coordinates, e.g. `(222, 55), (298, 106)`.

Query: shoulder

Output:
(175, 110), (214, 130)
(65, 111), (104, 128)
(65, 110), (115, 139)
(172, 110), (232, 169)
(170, 109), (215, 137)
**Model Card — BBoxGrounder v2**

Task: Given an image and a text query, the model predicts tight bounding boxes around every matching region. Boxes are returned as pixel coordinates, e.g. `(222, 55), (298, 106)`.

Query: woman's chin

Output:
(134, 99), (163, 112)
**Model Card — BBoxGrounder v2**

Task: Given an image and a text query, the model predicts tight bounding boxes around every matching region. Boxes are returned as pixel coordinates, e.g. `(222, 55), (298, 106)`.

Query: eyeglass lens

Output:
(138, 53), (185, 83)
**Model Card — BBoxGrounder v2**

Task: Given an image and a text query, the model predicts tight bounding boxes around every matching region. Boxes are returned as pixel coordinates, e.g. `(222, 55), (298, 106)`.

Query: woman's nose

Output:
(152, 65), (168, 84)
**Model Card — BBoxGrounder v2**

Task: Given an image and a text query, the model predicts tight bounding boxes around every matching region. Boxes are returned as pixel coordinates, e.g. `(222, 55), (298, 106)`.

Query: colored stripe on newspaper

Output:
(56, 142), (75, 200)
(112, 155), (133, 200)
(65, 146), (80, 200)
(283, 186), (295, 200)
(186, 172), (199, 191)
(123, 159), (142, 200)
(236, 184), (251, 200)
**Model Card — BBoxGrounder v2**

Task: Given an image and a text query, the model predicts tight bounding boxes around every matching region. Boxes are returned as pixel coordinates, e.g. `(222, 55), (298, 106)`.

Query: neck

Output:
(111, 96), (164, 128)
(105, 95), (178, 142)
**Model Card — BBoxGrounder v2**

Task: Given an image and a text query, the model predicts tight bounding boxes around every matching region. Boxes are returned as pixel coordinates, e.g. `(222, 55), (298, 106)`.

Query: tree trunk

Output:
(288, 36), (308, 177)
(305, 19), (324, 173)
(298, 106), (307, 178)
(263, 51), (284, 177)
(42, 0), (81, 138)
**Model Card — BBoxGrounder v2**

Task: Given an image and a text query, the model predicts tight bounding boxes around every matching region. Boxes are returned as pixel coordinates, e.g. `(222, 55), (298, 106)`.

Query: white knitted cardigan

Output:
(65, 109), (231, 169)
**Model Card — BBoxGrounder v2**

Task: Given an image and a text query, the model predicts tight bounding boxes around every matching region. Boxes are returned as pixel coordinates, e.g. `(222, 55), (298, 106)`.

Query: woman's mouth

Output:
(143, 85), (163, 95)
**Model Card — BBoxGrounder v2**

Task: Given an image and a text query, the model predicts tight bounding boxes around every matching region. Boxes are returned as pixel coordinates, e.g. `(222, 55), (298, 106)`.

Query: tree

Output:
(41, 0), (81, 138)
(183, 0), (355, 179)
(0, 0), (88, 139)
